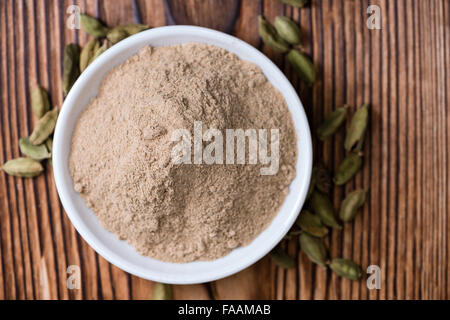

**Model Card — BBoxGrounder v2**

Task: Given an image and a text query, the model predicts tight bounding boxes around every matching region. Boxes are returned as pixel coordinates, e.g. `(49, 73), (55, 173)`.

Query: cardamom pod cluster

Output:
(63, 14), (150, 96)
(258, 14), (316, 86)
(2, 87), (57, 179)
(270, 103), (371, 281)
(262, 6), (369, 281)
(258, 16), (290, 53)
(300, 104), (369, 278)
(3, 15), (149, 178)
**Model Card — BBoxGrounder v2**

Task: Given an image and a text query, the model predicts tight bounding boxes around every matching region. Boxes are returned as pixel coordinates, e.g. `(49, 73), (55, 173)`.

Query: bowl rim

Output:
(53, 25), (312, 284)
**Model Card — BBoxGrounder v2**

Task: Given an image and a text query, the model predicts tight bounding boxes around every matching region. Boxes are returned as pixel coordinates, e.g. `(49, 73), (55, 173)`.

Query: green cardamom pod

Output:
(63, 43), (80, 96)
(280, 0), (308, 8)
(122, 24), (149, 35)
(317, 105), (348, 140)
(344, 104), (369, 151)
(313, 163), (332, 194)
(274, 16), (301, 45)
(31, 86), (50, 118)
(46, 138), (53, 166)
(299, 233), (328, 267)
(46, 138), (53, 167)
(311, 191), (341, 229)
(107, 24), (149, 45)
(329, 258), (362, 280)
(80, 14), (109, 38)
(19, 137), (51, 161)
(334, 153), (363, 185)
(106, 27), (129, 45)
(153, 283), (173, 300)
(2, 157), (44, 178)
(296, 210), (329, 238)
(269, 245), (296, 268)
(29, 109), (58, 146)
(287, 49), (316, 85)
(88, 41), (109, 66)
(80, 39), (100, 72)
(45, 137), (53, 153)
(339, 189), (367, 222)
(258, 16), (290, 53)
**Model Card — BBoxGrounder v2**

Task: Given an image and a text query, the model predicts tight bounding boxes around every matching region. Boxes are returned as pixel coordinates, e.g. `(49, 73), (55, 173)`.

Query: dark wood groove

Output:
(17, 0), (38, 299)
(51, 0), (74, 299)
(9, 0), (26, 300)
(356, 0), (364, 299)
(402, 0), (409, 299)
(0, 0), (7, 300)
(443, 0), (450, 299)
(39, 0), (63, 300)
(0, 2), (11, 299)
(411, 0), (419, 299)
(376, 0), (383, 301)
(393, 0), (400, 299)
(314, 0), (323, 299)
(416, 0), (422, 299)
(365, 0), (372, 300)
(3, 1), (21, 299)
(415, 0), (423, 299)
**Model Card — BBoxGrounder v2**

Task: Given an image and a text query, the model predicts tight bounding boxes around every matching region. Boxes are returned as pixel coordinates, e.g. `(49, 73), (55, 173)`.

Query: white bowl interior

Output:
(53, 26), (312, 284)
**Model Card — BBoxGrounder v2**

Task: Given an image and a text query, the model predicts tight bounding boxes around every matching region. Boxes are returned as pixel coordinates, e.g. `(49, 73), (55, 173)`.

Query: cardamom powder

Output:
(69, 43), (298, 262)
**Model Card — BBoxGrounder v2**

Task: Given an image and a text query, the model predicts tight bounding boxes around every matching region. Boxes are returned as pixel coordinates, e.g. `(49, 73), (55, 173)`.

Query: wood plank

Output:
(164, 0), (240, 32)
(0, 0), (448, 300)
(0, 1), (18, 299)
(444, 0), (450, 300)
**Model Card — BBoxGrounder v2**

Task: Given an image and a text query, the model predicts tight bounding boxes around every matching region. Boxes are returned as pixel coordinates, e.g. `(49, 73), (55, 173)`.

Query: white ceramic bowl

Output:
(53, 26), (312, 284)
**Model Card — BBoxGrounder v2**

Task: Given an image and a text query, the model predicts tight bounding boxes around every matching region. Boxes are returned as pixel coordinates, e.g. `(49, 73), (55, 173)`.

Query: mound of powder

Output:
(69, 43), (297, 262)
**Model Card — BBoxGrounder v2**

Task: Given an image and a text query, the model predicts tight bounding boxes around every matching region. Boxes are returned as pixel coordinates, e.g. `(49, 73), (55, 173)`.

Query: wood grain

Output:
(0, 0), (448, 300)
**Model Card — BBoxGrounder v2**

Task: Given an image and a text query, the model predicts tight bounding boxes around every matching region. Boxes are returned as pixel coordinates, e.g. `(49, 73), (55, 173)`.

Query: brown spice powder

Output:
(69, 43), (297, 262)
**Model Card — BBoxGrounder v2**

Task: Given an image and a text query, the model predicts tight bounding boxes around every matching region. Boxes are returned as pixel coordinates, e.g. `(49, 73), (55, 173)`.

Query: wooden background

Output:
(0, 0), (448, 300)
